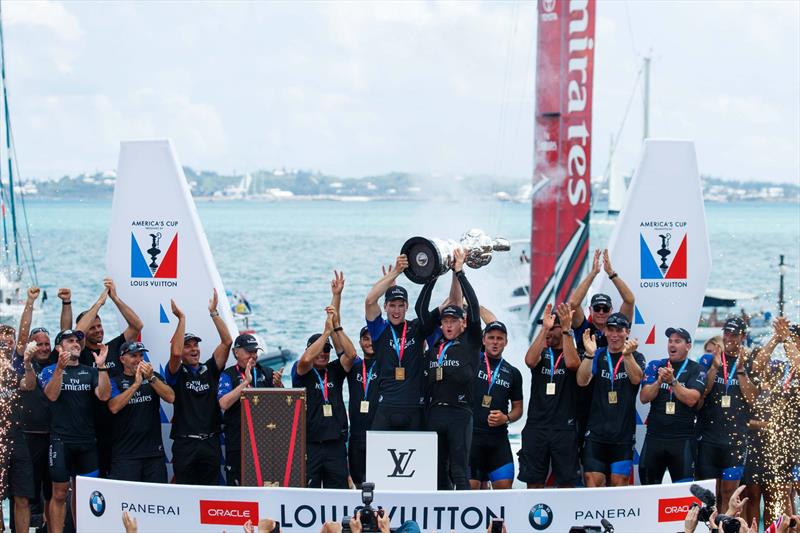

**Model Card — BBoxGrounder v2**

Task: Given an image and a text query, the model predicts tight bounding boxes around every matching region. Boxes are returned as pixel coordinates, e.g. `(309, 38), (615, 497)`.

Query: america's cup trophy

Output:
(400, 229), (511, 284)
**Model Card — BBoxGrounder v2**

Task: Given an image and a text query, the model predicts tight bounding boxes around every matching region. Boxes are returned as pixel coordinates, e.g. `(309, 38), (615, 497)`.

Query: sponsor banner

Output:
(76, 476), (714, 532)
(105, 140), (239, 461)
(592, 140), (711, 354)
(366, 431), (438, 490)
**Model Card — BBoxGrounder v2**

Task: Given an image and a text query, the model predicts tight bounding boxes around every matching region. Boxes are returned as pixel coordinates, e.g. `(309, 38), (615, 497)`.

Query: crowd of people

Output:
(0, 248), (798, 532)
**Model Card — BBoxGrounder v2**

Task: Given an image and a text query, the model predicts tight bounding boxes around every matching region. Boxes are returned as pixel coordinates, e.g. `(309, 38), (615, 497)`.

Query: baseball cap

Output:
(606, 312), (631, 330)
(307, 333), (333, 352)
(54, 329), (85, 345)
(723, 317), (747, 334)
(441, 305), (465, 319)
(183, 332), (202, 343)
(384, 286), (408, 302)
(120, 341), (148, 356)
(789, 323), (800, 339)
(590, 294), (613, 308)
(665, 327), (692, 343)
(359, 326), (370, 338)
(234, 333), (260, 351)
(483, 321), (508, 335)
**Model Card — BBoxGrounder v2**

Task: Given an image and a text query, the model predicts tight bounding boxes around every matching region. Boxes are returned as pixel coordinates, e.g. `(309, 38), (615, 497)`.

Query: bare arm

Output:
(44, 368), (65, 401)
(480, 306), (498, 326)
(639, 374), (662, 404)
(507, 399), (523, 424)
(296, 310), (335, 376)
(603, 249), (635, 322)
(576, 329), (598, 387)
(168, 300), (185, 376)
(94, 344), (111, 401)
(150, 376), (175, 403)
(108, 372), (142, 414)
(365, 256), (407, 321)
(19, 344), (38, 391)
(208, 289), (233, 371)
(621, 340), (643, 386)
(525, 303), (554, 369)
(736, 350), (758, 403)
(218, 359), (253, 411)
(671, 380), (701, 408)
(16, 287), (39, 354)
(105, 278), (144, 342)
(567, 249), (601, 328)
(76, 287), (108, 334)
(58, 288), (73, 330)
(556, 303), (580, 371)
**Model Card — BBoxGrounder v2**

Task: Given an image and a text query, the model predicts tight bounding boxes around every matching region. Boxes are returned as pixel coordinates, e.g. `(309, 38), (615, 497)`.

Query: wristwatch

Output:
(562, 329), (574, 336)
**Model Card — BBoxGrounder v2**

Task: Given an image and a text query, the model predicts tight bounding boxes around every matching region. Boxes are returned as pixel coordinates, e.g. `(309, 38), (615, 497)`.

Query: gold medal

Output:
(608, 390), (618, 404)
(721, 395), (731, 408)
(395, 367), (405, 381)
(323, 404), (333, 417)
(360, 400), (370, 414)
(546, 382), (556, 396)
(436, 366), (443, 381)
(666, 401), (676, 415)
(482, 395), (492, 408)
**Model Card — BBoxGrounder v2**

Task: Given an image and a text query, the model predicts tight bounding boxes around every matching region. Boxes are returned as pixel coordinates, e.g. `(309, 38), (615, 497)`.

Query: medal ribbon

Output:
(312, 368), (329, 403)
(721, 354), (738, 395)
(437, 341), (454, 367)
(483, 352), (502, 394)
(548, 348), (564, 384)
(236, 365), (258, 388)
(605, 351), (625, 391)
(783, 363), (794, 392)
(362, 359), (374, 396)
(667, 358), (690, 400)
(390, 321), (408, 366)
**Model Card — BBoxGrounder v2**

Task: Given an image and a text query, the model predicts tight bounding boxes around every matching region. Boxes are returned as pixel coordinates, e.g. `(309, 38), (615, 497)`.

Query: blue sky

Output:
(4, 0), (799, 183)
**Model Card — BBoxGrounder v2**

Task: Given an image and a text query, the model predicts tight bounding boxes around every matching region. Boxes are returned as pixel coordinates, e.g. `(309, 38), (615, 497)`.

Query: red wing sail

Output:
(528, 0), (596, 339)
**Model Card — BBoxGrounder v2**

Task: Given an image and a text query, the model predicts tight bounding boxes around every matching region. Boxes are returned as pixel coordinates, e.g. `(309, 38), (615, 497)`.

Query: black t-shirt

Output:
(292, 359), (348, 443)
(0, 363), (21, 431)
(109, 372), (166, 459)
(574, 318), (608, 354)
(642, 357), (706, 438)
(346, 356), (379, 438)
(165, 357), (222, 438)
(80, 333), (127, 377)
(366, 318), (431, 408)
(20, 359), (51, 433)
(697, 353), (751, 445)
(38, 363), (99, 443)
(585, 348), (646, 444)
(472, 354), (523, 435)
(217, 363), (275, 451)
(527, 348), (580, 430)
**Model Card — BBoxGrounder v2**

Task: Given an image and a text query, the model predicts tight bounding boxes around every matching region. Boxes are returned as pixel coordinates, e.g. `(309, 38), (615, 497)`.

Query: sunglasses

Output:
(30, 327), (50, 336)
(592, 305), (611, 313)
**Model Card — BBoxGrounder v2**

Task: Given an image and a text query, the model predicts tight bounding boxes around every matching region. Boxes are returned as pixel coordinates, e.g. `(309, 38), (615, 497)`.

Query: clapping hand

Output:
(622, 338), (638, 356)
(170, 299), (184, 319)
(582, 329), (597, 355)
(273, 367), (284, 388)
(94, 343), (109, 368)
(555, 302), (574, 327)
(542, 303), (556, 330)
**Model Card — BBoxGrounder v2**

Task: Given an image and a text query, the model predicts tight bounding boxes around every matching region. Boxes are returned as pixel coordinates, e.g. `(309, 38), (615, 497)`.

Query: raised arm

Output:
(296, 309), (335, 376)
(105, 278), (144, 342)
(525, 303), (554, 369)
(446, 270), (463, 310)
(93, 344), (111, 401)
(15, 286), (39, 354)
(19, 343), (38, 391)
(76, 286), (108, 335)
(365, 255), (407, 321)
(141, 362), (174, 403)
(576, 329), (598, 386)
(43, 349), (71, 401)
(168, 300), (186, 376)
(330, 270), (344, 318)
(603, 250), (635, 322)
(415, 277), (438, 336)
(58, 288), (73, 330)
(454, 252), (480, 333)
(556, 303), (580, 370)
(736, 348), (758, 403)
(480, 306), (498, 326)
(567, 249), (601, 328)
(208, 289), (233, 371)
(328, 305), (357, 372)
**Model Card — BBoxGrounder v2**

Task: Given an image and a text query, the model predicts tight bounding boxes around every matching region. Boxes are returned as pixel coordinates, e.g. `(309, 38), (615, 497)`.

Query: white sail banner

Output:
(104, 140), (237, 436)
(592, 140), (711, 359)
(76, 476), (713, 532)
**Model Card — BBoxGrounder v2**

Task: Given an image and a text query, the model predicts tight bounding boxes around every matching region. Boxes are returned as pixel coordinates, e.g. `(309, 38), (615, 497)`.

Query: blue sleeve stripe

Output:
(366, 316), (387, 342)
(217, 373), (233, 399)
(109, 379), (122, 399)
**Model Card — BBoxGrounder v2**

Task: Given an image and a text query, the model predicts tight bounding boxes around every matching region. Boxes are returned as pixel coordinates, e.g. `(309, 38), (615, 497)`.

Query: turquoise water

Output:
(13, 199), (800, 353)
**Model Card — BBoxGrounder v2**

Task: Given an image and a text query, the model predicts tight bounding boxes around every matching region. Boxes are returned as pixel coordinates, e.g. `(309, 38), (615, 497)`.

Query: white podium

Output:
(365, 431), (437, 490)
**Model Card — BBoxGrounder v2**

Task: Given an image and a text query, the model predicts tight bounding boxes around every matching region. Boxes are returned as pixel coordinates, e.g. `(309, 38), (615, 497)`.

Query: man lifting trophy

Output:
(401, 229), (511, 284)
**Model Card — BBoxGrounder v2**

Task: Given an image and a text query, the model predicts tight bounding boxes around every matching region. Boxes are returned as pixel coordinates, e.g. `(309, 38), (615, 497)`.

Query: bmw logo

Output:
(89, 491), (106, 517)
(529, 503), (553, 531)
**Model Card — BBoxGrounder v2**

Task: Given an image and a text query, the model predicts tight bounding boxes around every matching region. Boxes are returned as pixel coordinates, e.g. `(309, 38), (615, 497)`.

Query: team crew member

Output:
(292, 306), (356, 488)
(469, 320), (523, 490)
(697, 317), (756, 508)
(518, 303), (582, 488)
(108, 341), (174, 483)
(76, 278), (143, 478)
(364, 255), (444, 431)
(422, 249), (481, 491)
(639, 327), (706, 485)
(39, 330), (110, 533)
(577, 312), (645, 487)
(346, 326), (378, 488)
(165, 291), (232, 486)
(218, 333), (283, 486)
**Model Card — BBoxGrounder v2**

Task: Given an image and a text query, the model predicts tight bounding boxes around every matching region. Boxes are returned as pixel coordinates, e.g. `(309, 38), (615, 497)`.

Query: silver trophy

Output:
(400, 229), (511, 284)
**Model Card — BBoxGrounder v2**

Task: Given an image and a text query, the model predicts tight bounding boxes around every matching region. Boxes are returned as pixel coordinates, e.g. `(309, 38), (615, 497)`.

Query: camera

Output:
(690, 484), (741, 533)
(342, 482), (397, 533)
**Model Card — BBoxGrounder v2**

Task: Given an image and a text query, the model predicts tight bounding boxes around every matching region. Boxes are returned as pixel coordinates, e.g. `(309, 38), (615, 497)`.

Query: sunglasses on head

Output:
(592, 305), (611, 313)
(30, 327), (50, 336)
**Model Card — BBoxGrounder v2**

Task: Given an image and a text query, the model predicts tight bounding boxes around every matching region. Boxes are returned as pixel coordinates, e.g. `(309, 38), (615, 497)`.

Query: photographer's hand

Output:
(320, 522), (342, 533)
(377, 510), (391, 533)
(683, 505), (699, 533)
(349, 511), (363, 533)
(726, 485), (748, 517)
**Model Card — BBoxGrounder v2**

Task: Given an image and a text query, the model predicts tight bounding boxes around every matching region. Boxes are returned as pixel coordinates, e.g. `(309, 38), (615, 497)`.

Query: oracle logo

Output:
(657, 497), (701, 522)
(199, 500), (259, 526)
